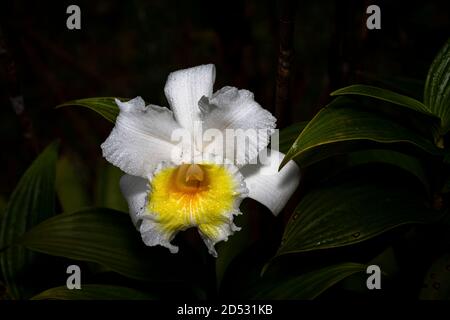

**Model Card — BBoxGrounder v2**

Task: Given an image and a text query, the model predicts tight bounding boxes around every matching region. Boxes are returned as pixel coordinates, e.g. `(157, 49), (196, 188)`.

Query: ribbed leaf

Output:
(31, 284), (154, 300)
(57, 97), (125, 123)
(280, 97), (440, 169)
(56, 156), (89, 213)
(277, 177), (439, 257)
(347, 149), (429, 191)
(0, 142), (58, 299)
(94, 163), (128, 212)
(278, 121), (309, 154)
(424, 38), (450, 132)
(19, 208), (184, 282)
(331, 84), (432, 116)
(251, 263), (366, 300)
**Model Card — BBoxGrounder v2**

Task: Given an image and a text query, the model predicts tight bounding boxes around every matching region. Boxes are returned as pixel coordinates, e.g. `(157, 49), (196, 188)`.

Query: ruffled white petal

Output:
(199, 86), (276, 167)
(164, 64), (216, 133)
(101, 97), (183, 178)
(119, 174), (148, 228)
(139, 219), (179, 254)
(198, 215), (242, 257)
(240, 149), (300, 216)
(119, 173), (179, 253)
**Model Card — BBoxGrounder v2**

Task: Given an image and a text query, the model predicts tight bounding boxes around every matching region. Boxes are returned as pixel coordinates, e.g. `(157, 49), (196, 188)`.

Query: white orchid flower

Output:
(101, 64), (300, 257)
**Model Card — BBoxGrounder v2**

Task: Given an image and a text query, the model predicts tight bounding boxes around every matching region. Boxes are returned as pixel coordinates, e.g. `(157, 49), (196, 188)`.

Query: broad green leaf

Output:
(31, 284), (154, 300)
(278, 121), (309, 154)
(250, 263), (366, 300)
(420, 253), (450, 300)
(56, 156), (89, 212)
(0, 142), (58, 299)
(277, 177), (439, 257)
(331, 84), (432, 116)
(362, 74), (425, 101)
(280, 97), (440, 169)
(95, 163), (128, 212)
(18, 208), (183, 282)
(424, 38), (450, 132)
(57, 97), (125, 123)
(347, 149), (429, 191)
(341, 247), (396, 293)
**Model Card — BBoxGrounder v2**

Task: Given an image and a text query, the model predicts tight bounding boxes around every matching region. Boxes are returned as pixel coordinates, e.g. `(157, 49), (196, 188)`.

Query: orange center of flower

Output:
(171, 164), (210, 193)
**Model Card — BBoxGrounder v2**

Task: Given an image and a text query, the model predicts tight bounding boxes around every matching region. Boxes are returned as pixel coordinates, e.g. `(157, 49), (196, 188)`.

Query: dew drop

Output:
(433, 282), (441, 290)
(292, 214), (299, 221)
(352, 232), (361, 238)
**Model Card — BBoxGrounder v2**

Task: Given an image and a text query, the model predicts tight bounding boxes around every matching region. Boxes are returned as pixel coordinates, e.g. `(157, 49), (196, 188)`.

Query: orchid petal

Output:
(119, 174), (148, 228)
(241, 149), (300, 216)
(119, 173), (179, 253)
(200, 86), (276, 167)
(164, 64), (216, 133)
(101, 97), (183, 178)
(198, 218), (242, 257)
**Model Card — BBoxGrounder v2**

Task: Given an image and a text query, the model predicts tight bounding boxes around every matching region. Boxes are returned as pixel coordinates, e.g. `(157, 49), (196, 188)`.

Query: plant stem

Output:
(275, 0), (297, 128)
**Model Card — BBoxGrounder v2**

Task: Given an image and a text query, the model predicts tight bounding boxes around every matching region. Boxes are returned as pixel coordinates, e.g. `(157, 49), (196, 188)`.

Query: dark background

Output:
(1, 0), (449, 200)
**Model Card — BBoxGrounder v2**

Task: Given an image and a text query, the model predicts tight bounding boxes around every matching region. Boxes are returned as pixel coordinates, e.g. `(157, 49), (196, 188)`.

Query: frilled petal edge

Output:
(199, 86), (276, 167)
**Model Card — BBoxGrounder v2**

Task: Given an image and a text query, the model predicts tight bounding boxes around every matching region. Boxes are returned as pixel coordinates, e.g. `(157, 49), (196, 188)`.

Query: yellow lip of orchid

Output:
(103, 64), (301, 256)
(140, 160), (247, 256)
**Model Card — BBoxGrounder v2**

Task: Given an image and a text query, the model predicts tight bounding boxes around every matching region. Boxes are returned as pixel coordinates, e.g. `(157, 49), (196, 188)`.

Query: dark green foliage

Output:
(0, 142), (58, 299)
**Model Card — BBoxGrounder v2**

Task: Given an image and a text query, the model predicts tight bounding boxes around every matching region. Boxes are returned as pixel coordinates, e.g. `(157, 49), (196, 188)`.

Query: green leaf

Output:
(57, 97), (125, 123)
(280, 97), (440, 169)
(347, 149), (429, 191)
(250, 263), (366, 299)
(0, 142), (58, 299)
(277, 177), (439, 257)
(278, 121), (309, 154)
(18, 208), (183, 282)
(340, 247), (397, 294)
(331, 84), (433, 116)
(361, 73), (425, 101)
(95, 163), (128, 212)
(31, 284), (154, 300)
(420, 253), (450, 300)
(424, 38), (450, 132)
(56, 156), (89, 213)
